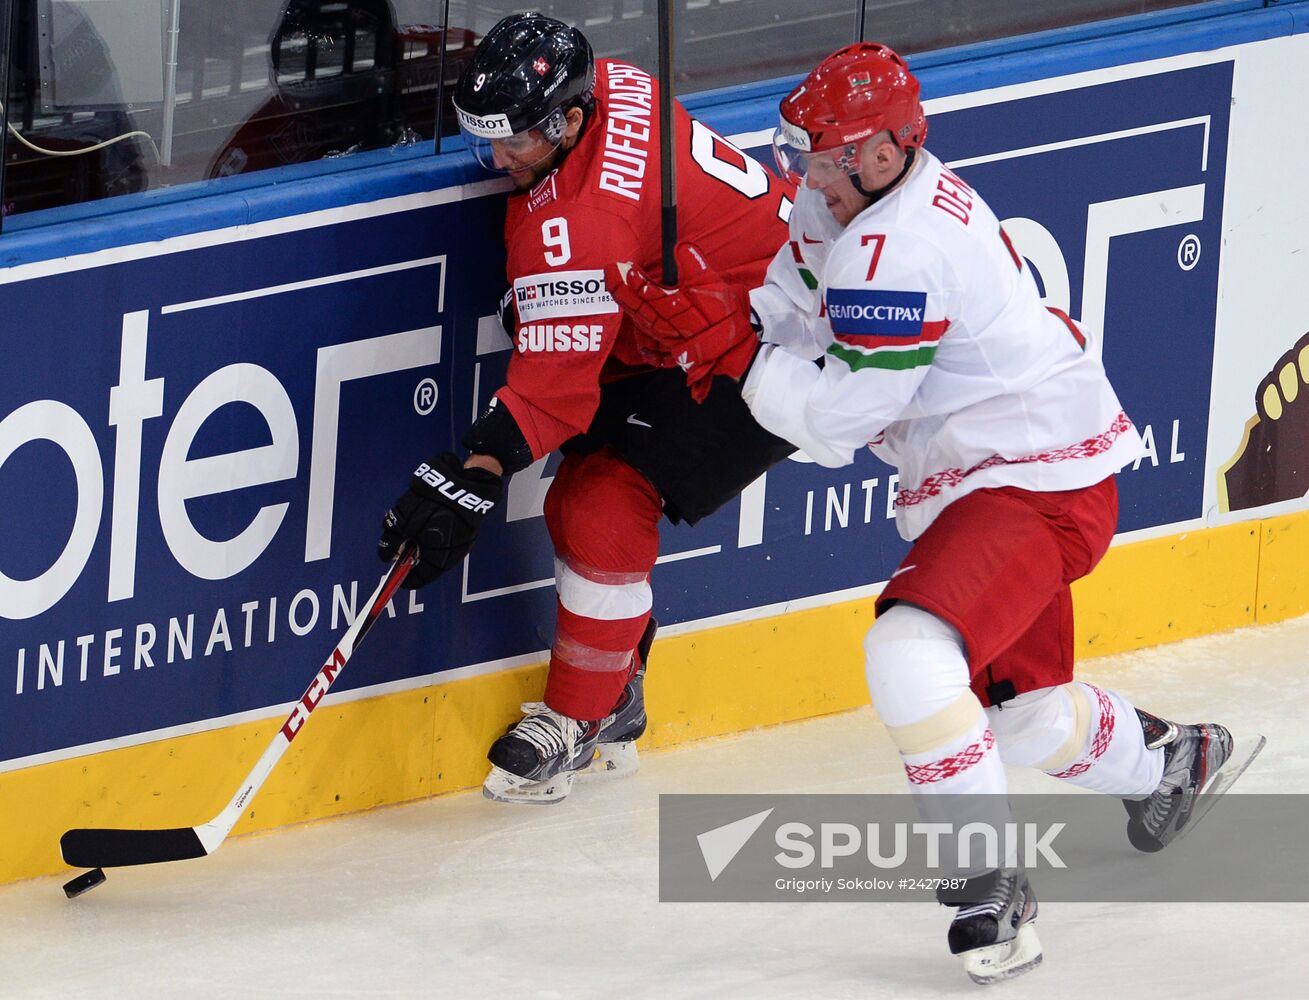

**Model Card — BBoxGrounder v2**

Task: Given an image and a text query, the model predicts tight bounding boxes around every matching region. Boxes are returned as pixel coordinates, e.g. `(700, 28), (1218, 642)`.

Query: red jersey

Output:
(495, 58), (795, 459)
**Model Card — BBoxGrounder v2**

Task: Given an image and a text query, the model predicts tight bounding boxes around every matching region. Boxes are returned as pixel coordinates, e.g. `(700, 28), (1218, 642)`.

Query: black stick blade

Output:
(61, 827), (208, 868)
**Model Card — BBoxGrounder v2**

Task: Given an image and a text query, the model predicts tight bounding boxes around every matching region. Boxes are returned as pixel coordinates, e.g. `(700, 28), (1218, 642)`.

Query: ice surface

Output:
(3, 615), (1308, 999)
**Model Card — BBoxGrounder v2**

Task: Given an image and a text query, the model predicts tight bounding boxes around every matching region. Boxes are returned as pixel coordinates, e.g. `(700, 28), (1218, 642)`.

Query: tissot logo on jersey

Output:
(521, 276), (605, 299)
(513, 269), (619, 322)
(825, 288), (929, 336)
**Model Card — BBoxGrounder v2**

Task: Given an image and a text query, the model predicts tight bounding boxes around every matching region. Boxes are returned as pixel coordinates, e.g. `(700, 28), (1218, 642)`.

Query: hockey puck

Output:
(62, 868), (106, 899)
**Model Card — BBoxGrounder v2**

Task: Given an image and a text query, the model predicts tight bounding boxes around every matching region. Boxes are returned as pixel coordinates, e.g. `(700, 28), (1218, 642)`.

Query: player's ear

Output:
(875, 133), (902, 169)
(860, 131), (901, 176)
(563, 105), (586, 141)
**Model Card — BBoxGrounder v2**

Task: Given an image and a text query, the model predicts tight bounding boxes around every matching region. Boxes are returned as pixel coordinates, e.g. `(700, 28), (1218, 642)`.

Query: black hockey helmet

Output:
(453, 13), (595, 171)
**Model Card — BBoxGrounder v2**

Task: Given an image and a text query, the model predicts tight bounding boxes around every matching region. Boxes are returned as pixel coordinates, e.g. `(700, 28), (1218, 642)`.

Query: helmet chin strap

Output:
(848, 147), (916, 204)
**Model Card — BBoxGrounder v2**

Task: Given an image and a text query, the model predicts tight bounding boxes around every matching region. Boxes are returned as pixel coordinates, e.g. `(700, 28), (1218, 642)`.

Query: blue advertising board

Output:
(0, 59), (1231, 767)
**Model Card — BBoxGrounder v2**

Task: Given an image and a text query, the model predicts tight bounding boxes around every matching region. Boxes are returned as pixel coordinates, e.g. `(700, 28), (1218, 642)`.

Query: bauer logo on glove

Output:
(413, 461), (497, 513)
(378, 452), (503, 588)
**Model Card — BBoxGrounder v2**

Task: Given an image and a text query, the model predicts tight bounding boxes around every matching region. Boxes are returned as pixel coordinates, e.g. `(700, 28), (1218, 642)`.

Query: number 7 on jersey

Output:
(862, 233), (886, 281)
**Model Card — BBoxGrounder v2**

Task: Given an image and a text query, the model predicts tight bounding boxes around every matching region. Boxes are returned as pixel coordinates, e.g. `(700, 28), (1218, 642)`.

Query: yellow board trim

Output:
(1072, 520), (1259, 655)
(0, 511), (1298, 886)
(1256, 509), (1309, 624)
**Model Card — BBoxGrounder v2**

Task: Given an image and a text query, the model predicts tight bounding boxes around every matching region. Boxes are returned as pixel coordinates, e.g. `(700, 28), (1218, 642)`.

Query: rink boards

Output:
(2, 6), (1308, 882)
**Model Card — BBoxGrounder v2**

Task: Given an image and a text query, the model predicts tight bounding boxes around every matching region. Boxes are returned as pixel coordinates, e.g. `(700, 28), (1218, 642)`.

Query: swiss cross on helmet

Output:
(773, 43), (926, 187)
(453, 13), (595, 172)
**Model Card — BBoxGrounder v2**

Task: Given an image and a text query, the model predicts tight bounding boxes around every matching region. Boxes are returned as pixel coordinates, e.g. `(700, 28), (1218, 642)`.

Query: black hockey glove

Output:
(378, 453), (503, 589)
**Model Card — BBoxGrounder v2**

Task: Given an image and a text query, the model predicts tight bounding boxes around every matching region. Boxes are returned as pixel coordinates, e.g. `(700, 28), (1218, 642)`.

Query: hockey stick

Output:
(656, 0), (678, 284)
(60, 545), (419, 873)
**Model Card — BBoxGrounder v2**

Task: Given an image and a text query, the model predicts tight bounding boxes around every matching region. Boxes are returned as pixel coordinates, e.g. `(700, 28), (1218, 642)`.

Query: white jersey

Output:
(743, 149), (1144, 541)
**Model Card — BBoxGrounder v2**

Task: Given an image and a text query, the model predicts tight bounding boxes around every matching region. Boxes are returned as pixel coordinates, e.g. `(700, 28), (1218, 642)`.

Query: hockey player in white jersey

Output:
(608, 42), (1264, 986)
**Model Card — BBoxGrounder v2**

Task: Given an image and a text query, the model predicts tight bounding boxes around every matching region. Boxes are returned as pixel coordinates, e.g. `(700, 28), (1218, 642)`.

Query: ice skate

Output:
(585, 618), (656, 780)
(1124, 710), (1266, 852)
(484, 620), (656, 803)
(482, 702), (600, 805)
(942, 869), (1042, 985)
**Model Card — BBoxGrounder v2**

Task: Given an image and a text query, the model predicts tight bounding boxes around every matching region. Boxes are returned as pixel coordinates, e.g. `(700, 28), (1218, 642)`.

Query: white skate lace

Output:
(955, 873), (1016, 920)
(1141, 729), (1205, 834)
(1139, 794), (1174, 835)
(511, 702), (581, 759)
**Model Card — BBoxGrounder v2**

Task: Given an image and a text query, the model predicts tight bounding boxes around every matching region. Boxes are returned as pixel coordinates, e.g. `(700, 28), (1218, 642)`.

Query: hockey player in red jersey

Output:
(378, 14), (795, 804)
(610, 43), (1264, 985)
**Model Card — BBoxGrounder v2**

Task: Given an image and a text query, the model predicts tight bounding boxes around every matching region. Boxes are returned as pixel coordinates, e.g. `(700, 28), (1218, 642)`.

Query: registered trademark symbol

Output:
(413, 378), (438, 415)
(1177, 234), (1201, 271)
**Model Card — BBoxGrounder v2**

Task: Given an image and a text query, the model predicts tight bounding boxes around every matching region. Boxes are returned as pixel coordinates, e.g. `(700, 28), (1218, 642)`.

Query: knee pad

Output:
(864, 604), (982, 752)
(985, 683), (1091, 770)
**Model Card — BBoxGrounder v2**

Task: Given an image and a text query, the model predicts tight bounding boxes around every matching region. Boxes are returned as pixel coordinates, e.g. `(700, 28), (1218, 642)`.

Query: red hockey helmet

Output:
(773, 43), (927, 184)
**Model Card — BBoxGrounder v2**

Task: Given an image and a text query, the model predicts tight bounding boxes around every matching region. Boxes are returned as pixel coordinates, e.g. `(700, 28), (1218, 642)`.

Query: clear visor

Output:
(459, 107), (565, 174)
(772, 128), (858, 186)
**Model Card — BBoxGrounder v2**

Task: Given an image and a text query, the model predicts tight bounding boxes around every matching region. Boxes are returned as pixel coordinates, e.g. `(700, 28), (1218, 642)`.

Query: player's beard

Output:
(508, 147), (564, 191)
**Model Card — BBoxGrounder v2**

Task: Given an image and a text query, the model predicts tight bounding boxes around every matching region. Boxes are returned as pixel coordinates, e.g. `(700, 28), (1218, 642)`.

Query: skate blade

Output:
(963, 922), (1043, 985)
(579, 740), (640, 780)
(482, 765), (577, 805)
(1173, 732), (1267, 845)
